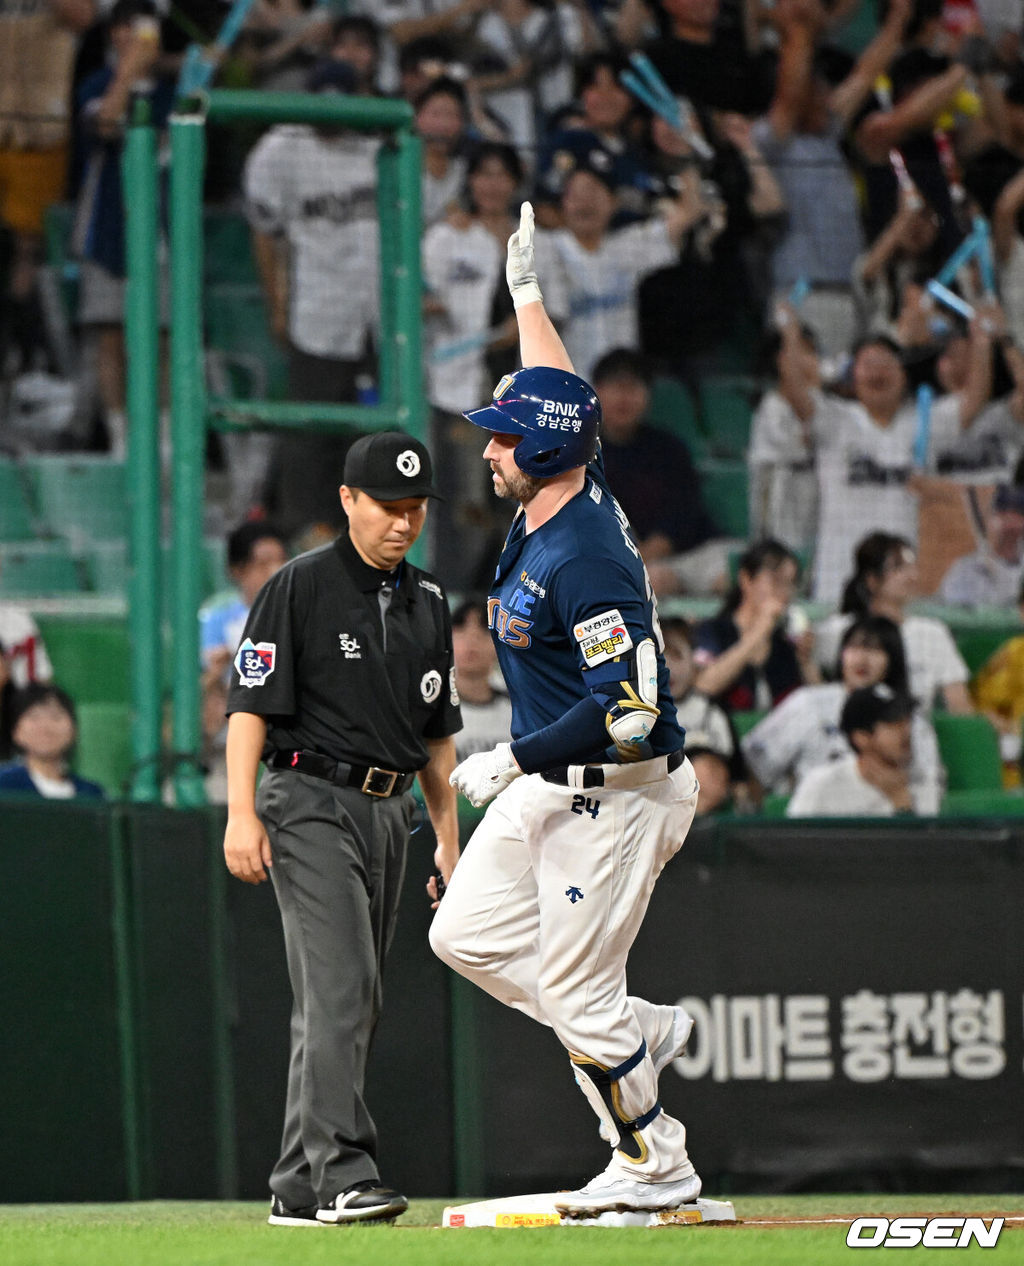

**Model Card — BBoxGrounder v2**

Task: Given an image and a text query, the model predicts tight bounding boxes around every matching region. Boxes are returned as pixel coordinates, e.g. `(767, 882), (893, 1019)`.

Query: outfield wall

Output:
(2, 804), (1022, 1201)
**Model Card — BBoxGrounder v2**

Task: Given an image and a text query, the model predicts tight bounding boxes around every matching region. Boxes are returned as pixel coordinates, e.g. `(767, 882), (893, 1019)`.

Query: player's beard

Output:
(493, 464), (543, 504)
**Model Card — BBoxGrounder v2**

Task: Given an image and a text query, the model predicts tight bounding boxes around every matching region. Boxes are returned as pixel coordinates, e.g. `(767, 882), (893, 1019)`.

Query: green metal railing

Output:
(122, 101), (163, 804)
(123, 90), (425, 805)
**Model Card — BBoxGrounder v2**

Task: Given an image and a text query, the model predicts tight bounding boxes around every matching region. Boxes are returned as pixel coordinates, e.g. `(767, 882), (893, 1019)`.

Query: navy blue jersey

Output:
(488, 462), (685, 768)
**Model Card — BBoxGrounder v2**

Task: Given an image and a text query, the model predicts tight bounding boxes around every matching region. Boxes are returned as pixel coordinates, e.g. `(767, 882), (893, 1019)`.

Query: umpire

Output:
(223, 430), (461, 1226)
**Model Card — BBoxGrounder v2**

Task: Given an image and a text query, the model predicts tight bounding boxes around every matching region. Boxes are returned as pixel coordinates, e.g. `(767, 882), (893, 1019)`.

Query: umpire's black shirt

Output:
(226, 526), (461, 771)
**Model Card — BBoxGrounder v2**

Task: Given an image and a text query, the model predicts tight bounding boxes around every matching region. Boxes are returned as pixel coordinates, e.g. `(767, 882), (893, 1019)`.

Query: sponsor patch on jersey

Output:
(419, 578), (443, 599)
(574, 609), (626, 642)
(519, 569), (546, 598)
(449, 666), (460, 707)
(421, 669), (442, 703)
(234, 638), (276, 687)
(338, 632), (362, 659)
(579, 625), (632, 666)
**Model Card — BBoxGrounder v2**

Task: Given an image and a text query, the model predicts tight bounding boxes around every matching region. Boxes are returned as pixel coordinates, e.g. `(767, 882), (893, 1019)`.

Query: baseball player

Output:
(430, 203), (702, 1214)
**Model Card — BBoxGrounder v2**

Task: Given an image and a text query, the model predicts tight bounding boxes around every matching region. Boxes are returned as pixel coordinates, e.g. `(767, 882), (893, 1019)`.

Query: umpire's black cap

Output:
(343, 431), (443, 501)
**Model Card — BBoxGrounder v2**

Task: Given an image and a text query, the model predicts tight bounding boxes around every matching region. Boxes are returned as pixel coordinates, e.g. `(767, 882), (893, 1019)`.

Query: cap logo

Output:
(494, 373), (515, 401)
(396, 449), (421, 478)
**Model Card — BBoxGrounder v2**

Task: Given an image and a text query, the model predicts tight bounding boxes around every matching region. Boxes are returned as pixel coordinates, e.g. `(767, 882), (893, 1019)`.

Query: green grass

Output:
(0, 1197), (1019, 1266)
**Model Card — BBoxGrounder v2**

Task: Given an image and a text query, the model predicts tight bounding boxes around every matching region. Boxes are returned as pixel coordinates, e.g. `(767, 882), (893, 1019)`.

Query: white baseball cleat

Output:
(554, 1167), (702, 1215)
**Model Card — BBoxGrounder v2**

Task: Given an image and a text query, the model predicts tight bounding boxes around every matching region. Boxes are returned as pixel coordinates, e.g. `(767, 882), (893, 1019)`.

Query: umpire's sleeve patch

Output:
(573, 609), (633, 667)
(234, 638), (277, 687)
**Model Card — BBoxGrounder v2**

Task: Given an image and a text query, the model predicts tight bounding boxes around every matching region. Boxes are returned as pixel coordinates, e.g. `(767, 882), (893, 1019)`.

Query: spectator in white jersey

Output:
(450, 598), (512, 762)
(744, 613), (943, 812)
(466, 0), (595, 152)
(747, 309), (821, 559)
(423, 141), (523, 587)
(244, 59), (381, 535)
(786, 683), (921, 817)
(930, 319), (1024, 484)
(416, 77), (471, 227)
(815, 531), (973, 713)
(535, 161), (706, 381)
(809, 329), (994, 603)
(751, 0), (913, 360)
(940, 483), (1024, 608)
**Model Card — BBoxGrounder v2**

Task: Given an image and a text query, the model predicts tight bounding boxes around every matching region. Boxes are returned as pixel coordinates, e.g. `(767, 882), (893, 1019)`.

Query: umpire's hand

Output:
(224, 810), (273, 884)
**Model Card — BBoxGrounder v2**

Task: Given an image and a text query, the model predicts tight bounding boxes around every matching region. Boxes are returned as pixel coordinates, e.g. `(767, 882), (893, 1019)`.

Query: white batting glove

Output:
(449, 742), (523, 807)
(506, 201), (543, 310)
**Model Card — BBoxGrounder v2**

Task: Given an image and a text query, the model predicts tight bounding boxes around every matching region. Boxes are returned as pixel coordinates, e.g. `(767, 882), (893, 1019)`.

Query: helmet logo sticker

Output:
(494, 373), (516, 400)
(396, 449), (421, 477)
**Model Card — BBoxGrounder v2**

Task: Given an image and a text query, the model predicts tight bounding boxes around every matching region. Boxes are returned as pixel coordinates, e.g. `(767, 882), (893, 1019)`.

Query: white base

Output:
(442, 1192), (737, 1228)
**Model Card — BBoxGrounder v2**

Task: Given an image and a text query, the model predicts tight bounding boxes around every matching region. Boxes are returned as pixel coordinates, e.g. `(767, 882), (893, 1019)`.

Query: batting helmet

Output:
(463, 366), (601, 477)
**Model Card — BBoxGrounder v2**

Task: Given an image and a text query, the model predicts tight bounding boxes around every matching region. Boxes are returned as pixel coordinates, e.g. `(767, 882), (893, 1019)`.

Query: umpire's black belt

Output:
(541, 748), (685, 789)
(267, 750), (415, 798)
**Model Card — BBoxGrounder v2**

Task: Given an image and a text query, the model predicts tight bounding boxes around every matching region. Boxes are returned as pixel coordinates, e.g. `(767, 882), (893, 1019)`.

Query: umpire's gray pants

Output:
(257, 768), (412, 1206)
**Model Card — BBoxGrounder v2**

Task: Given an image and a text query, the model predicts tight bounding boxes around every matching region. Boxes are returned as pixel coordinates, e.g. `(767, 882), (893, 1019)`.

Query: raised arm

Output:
(506, 202), (575, 373)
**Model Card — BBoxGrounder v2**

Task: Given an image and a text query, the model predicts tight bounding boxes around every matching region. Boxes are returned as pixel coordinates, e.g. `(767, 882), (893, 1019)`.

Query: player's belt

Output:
(540, 749), (685, 789)
(267, 750), (415, 797)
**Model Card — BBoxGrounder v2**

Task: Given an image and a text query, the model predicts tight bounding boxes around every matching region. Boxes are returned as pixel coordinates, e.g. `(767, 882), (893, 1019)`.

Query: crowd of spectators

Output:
(8, 0), (1024, 808)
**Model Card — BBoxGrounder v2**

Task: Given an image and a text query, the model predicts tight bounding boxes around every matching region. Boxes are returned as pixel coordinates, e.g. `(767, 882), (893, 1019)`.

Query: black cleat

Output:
(316, 1179), (409, 1224)
(268, 1195), (323, 1227)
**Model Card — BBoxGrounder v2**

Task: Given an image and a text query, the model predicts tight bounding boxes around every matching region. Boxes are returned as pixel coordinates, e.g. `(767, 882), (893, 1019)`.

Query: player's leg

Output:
(429, 776), (548, 1025)
(528, 762), (701, 1205)
(259, 771), (392, 1208)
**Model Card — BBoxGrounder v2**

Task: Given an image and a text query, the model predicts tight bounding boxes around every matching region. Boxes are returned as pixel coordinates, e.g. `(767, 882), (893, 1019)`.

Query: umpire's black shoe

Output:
(316, 1179), (409, 1224)
(268, 1195), (323, 1227)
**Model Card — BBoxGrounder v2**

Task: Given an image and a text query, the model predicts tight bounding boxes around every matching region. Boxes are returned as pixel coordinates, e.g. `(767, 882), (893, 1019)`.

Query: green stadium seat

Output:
(205, 284), (289, 402)
(761, 793), (790, 817)
(0, 460), (38, 540)
(731, 709), (766, 739)
(956, 627), (1016, 677)
(939, 789), (1024, 816)
(204, 209), (260, 287)
(698, 375), (759, 459)
(932, 713), (1003, 792)
(75, 701), (134, 799)
(647, 376), (707, 460)
(698, 460), (749, 537)
(22, 455), (127, 542)
(34, 616), (132, 705)
(0, 542), (82, 597)
(84, 539), (130, 594)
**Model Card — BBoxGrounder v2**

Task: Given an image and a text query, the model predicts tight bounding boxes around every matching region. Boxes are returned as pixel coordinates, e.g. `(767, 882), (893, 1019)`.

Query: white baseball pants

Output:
(430, 755), (699, 1179)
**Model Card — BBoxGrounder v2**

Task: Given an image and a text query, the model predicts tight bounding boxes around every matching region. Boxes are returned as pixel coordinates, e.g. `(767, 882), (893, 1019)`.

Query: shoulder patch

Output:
(588, 479), (602, 503)
(574, 609), (625, 642)
(574, 609), (633, 667)
(419, 578), (443, 599)
(234, 638), (276, 688)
